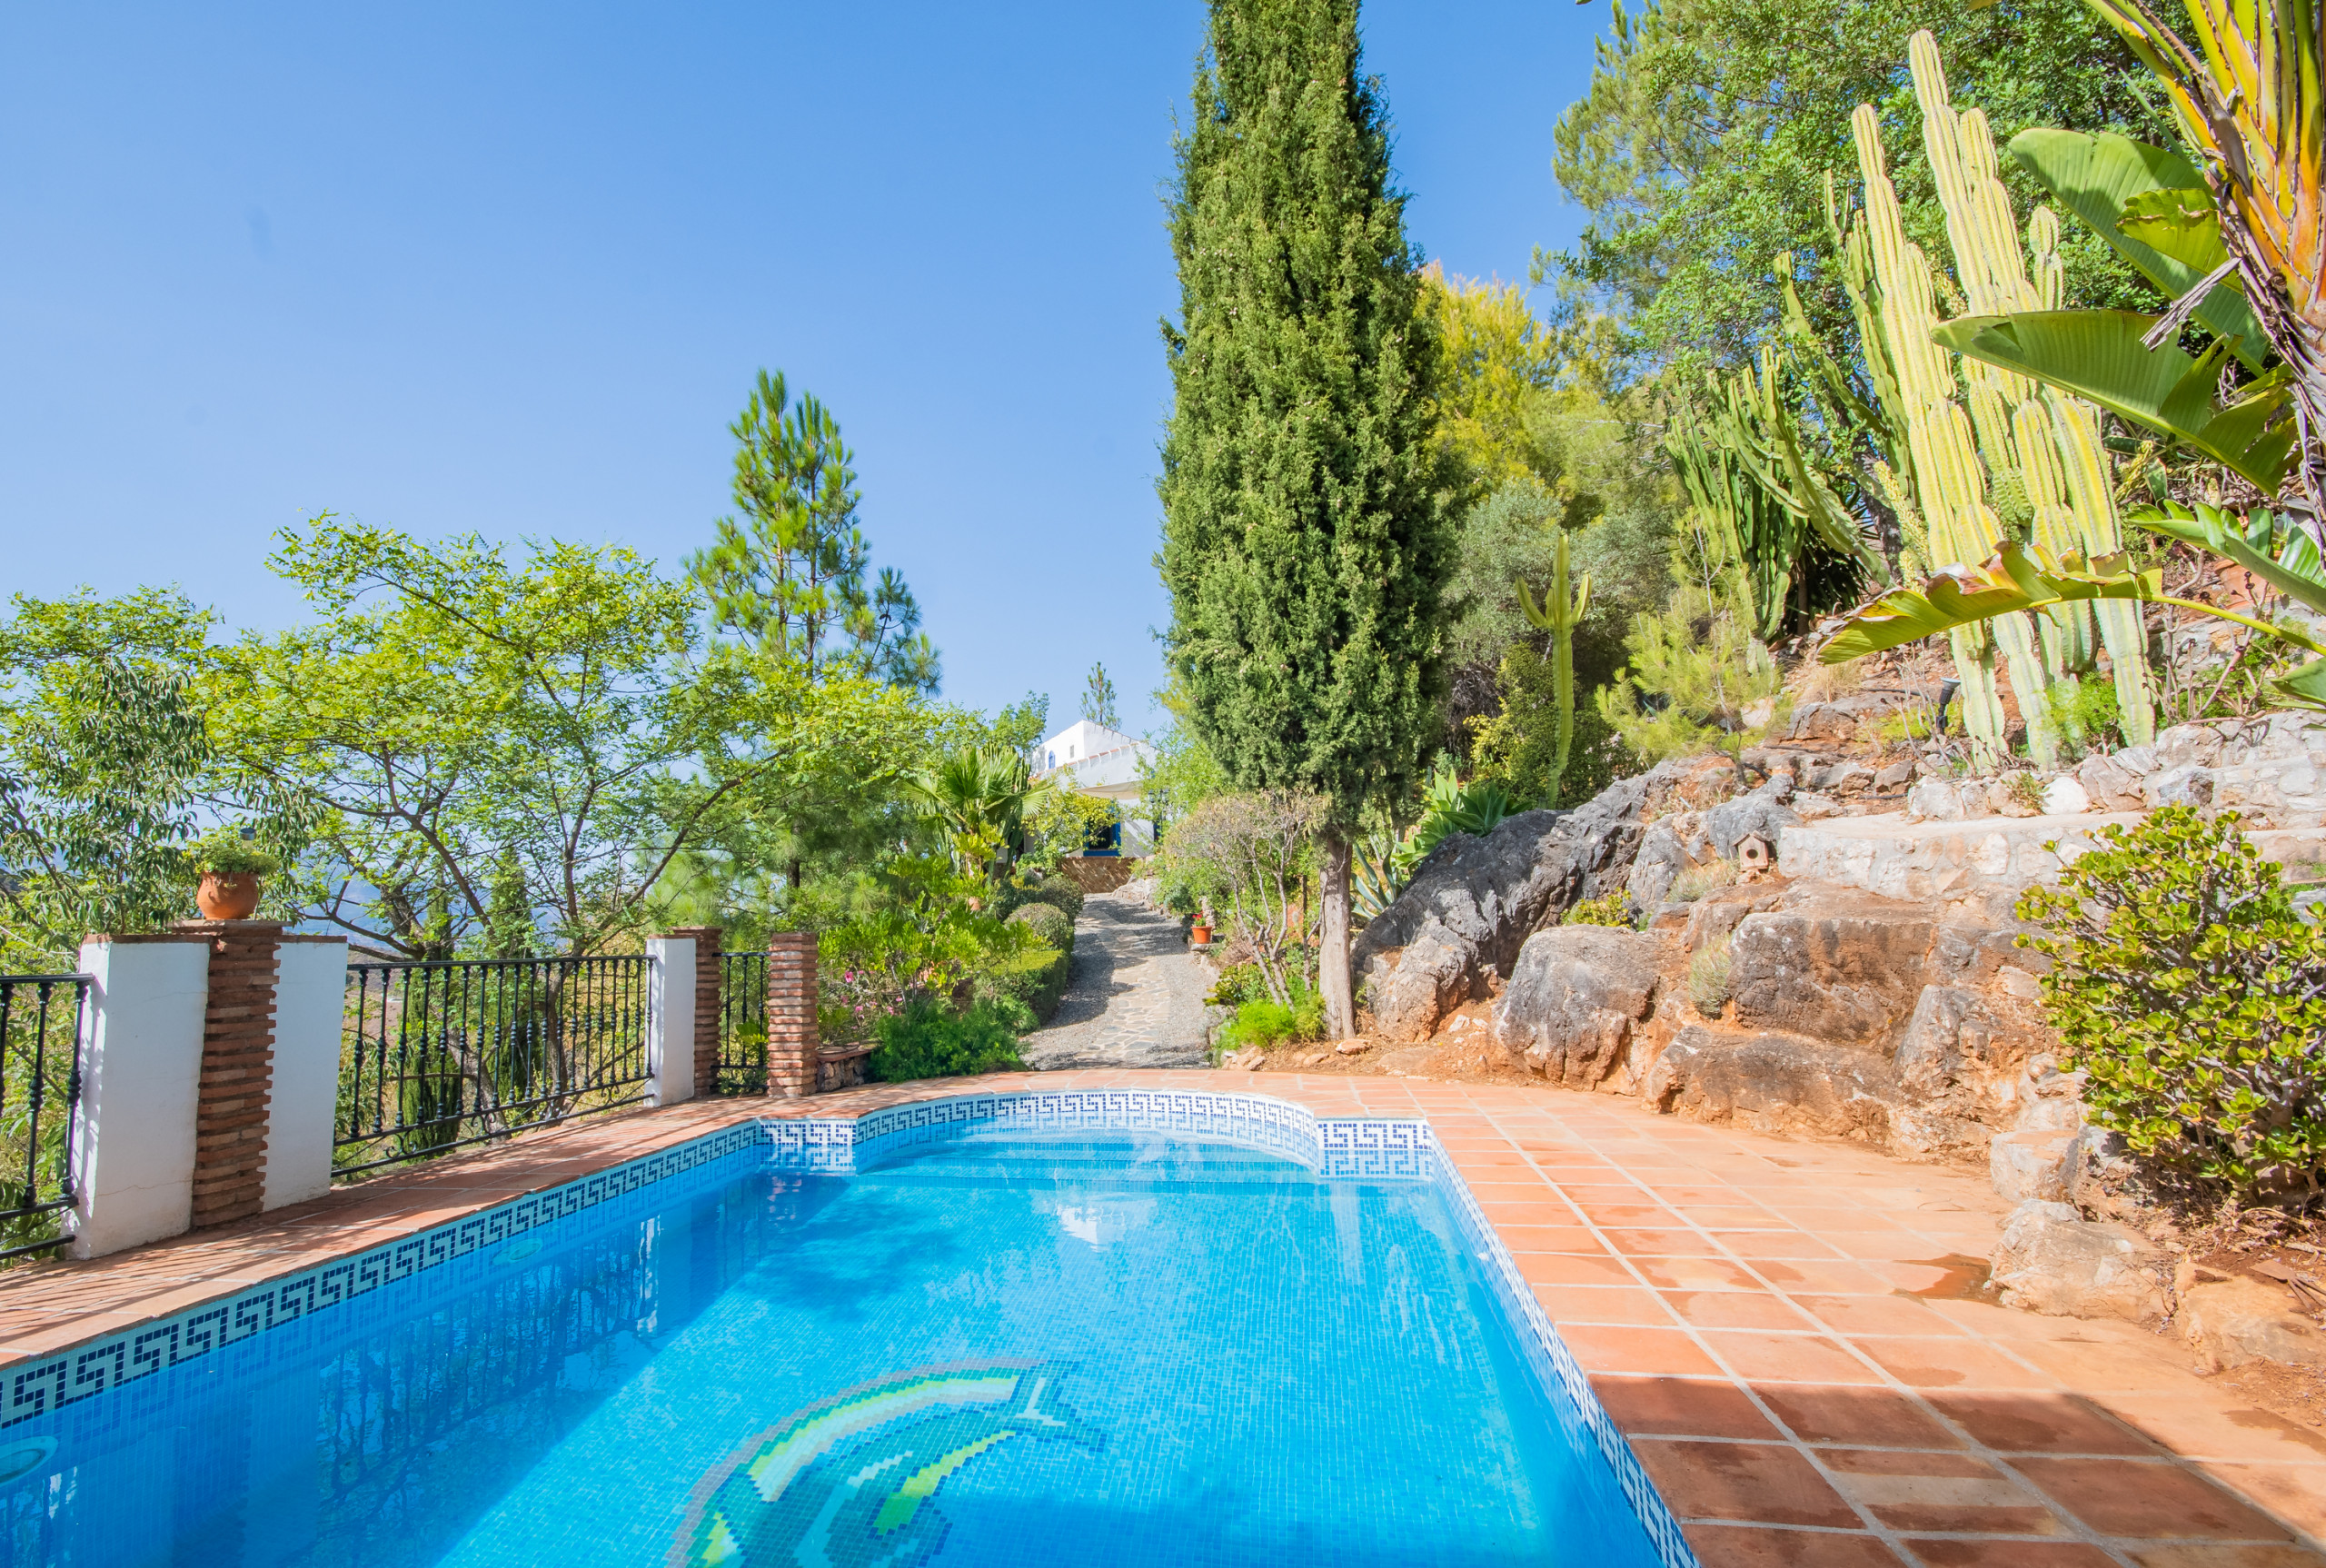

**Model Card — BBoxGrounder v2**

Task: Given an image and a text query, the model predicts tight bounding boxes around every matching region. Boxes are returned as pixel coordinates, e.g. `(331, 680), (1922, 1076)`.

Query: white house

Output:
(1035, 719), (1158, 854)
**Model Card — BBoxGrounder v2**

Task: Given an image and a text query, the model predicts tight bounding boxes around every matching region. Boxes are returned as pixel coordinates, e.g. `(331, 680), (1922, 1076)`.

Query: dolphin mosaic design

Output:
(673, 1361), (1102, 1568)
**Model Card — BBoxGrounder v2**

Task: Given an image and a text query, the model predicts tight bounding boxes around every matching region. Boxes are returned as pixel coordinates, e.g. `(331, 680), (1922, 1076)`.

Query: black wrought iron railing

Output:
(714, 950), (767, 1097)
(0, 974), (87, 1261)
(338, 956), (651, 1176)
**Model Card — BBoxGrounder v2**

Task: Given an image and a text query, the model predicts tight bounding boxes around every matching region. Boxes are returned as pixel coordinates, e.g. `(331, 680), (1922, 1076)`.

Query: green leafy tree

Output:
(1080, 662), (1118, 729)
(0, 590), (214, 967)
(687, 369), (941, 693)
(210, 516), (917, 958)
(989, 691), (1051, 765)
(1158, 0), (1451, 1036)
(1552, 0), (2174, 377)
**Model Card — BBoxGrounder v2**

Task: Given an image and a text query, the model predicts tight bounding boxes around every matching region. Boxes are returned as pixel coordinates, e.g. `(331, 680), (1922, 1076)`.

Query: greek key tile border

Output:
(1, 1119), (770, 1431)
(1424, 1122), (1699, 1568)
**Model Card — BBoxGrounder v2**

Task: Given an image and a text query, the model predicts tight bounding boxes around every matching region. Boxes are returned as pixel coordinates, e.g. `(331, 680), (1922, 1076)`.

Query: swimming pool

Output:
(0, 1094), (1690, 1568)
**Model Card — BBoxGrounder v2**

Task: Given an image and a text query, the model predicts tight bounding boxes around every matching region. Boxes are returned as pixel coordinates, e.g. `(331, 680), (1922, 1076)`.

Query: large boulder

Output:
(1727, 883), (1938, 1045)
(1644, 1024), (1902, 1139)
(1355, 776), (1649, 1041)
(1989, 1200), (2168, 1324)
(1493, 927), (1661, 1087)
(2182, 1277), (2326, 1373)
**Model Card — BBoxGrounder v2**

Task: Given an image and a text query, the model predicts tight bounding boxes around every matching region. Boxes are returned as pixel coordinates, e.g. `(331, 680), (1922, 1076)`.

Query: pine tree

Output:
(1158, 0), (1449, 1037)
(1081, 662), (1118, 729)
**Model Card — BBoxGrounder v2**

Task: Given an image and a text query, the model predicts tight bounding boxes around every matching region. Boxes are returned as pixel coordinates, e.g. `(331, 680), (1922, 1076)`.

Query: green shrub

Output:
(1563, 892), (1635, 928)
(184, 826), (280, 878)
(1006, 900), (1073, 954)
(1687, 938), (1731, 1017)
(1206, 962), (1267, 1008)
(2018, 807), (2326, 1204)
(869, 997), (1027, 1082)
(1000, 876), (1085, 924)
(1669, 859), (1736, 902)
(977, 944), (1070, 1025)
(1218, 978), (1325, 1050)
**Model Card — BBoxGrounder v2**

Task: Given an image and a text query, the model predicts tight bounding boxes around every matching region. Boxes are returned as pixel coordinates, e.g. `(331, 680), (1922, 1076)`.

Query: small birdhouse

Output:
(1737, 833), (1774, 876)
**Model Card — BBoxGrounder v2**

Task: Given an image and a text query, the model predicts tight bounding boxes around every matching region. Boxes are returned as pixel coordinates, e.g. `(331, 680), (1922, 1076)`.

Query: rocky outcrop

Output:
(1625, 774), (1801, 908)
(1644, 1025), (1902, 1138)
(1989, 1200), (2169, 1324)
(1492, 927), (1660, 1087)
(1355, 777), (1649, 1041)
(1727, 886), (1937, 1044)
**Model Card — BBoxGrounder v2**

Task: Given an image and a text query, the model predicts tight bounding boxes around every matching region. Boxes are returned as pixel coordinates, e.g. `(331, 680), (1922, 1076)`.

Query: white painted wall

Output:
(263, 938), (348, 1212)
(646, 937), (696, 1105)
(71, 938), (208, 1258)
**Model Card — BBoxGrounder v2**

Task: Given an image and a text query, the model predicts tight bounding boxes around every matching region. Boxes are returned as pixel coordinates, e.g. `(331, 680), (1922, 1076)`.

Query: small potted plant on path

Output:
(1190, 898), (1214, 948)
(187, 827), (281, 921)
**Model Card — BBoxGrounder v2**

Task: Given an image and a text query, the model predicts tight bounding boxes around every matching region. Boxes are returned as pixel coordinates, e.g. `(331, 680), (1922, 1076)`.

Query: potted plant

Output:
(185, 828), (281, 921)
(1190, 897), (1214, 948)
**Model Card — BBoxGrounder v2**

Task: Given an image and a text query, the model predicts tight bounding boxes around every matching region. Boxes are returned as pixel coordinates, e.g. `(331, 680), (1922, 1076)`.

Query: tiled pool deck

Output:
(4, 1068), (2321, 1568)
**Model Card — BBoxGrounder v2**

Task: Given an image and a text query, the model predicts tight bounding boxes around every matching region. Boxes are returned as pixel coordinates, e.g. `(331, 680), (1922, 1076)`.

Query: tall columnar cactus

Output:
(1516, 527), (1592, 804)
(1848, 36), (2157, 768)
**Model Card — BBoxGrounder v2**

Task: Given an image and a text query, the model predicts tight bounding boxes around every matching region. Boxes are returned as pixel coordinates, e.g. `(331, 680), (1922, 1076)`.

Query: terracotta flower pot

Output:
(1189, 924), (1211, 947)
(196, 872), (263, 921)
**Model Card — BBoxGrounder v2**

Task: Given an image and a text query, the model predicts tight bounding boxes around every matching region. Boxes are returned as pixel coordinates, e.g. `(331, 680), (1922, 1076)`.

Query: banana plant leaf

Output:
(1932, 311), (2295, 492)
(2007, 129), (2267, 370)
(2132, 501), (2326, 615)
(1818, 542), (2158, 663)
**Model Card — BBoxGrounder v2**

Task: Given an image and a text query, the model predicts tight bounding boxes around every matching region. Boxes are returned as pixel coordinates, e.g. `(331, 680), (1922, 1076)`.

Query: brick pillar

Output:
(667, 926), (723, 1097)
(766, 932), (818, 1098)
(174, 919), (282, 1228)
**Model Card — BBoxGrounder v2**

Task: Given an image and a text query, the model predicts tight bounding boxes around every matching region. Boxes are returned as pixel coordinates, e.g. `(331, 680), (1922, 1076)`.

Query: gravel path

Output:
(1019, 890), (1212, 1069)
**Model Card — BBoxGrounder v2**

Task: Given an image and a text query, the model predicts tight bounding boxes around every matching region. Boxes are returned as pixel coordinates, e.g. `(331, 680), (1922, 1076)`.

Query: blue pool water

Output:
(0, 1123), (1668, 1568)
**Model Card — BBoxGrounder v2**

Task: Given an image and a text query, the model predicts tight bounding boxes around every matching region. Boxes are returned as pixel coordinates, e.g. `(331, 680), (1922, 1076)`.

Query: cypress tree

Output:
(1158, 0), (1449, 1037)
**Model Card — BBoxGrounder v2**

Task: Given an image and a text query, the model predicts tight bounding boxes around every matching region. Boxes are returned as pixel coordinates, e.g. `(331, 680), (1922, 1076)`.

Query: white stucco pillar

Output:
(646, 936), (697, 1106)
(71, 936), (210, 1258)
(263, 937), (349, 1211)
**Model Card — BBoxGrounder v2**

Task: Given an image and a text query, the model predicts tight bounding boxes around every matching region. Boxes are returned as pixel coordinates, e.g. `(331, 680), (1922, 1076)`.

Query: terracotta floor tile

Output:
(2125, 1547), (2326, 1566)
(1754, 1260), (1910, 1295)
(1756, 1385), (1963, 1450)
(1924, 1393), (2164, 1456)
(1701, 1331), (1885, 1385)
(1789, 1295), (1972, 1339)
(1681, 1206), (1797, 1229)
(2097, 1394), (2326, 1465)
(2009, 1336), (2216, 1395)
(1631, 1255), (1767, 1292)
(1477, 1200), (1581, 1227)
(1603, 1226), (1730, 1258)
(1715, 1230), (1846, 1261)
(2015, 1456), (2295, 1540)
(1853, 1337), (2059, 1392)
(1557, 1323), (1725, 1377)
(1532, 1285), (1675, 1326)
(1593, 1375), (1781, 1440)
(1496, 1226), (1609, 1255)
(1903, 1542), (2119, 1567)
(1574, 1201), (1683, 1226)
(1683, 1523), (1909, 1566)
(1645, 1184), (1752, 1206)
(1665, 1289), (1821, 1332)
(1519, 1254), (1637, 1291)
(1820, 1446), (2063, 1534)
(2197, 1463), (2326, 1543)
(1635, 1439), (1863, 1527)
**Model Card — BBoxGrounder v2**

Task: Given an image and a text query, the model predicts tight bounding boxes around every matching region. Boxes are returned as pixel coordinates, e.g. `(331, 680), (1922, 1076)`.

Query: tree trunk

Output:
(1320, 829), (1354, 1039)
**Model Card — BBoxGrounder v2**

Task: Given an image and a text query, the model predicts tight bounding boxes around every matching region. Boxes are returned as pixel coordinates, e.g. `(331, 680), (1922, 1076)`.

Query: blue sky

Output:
(0, 2), (1611, 739)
